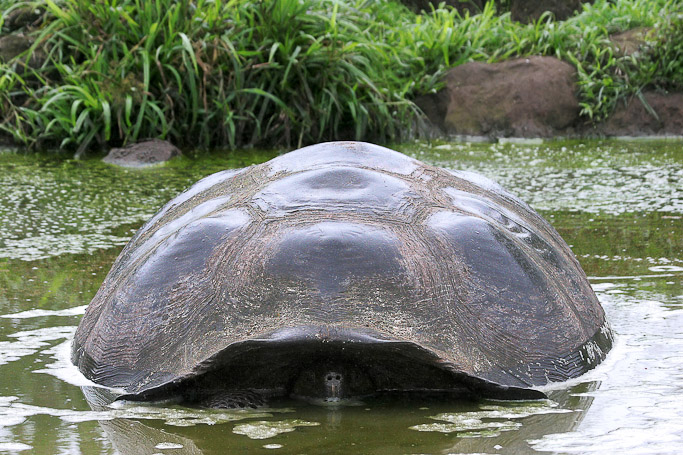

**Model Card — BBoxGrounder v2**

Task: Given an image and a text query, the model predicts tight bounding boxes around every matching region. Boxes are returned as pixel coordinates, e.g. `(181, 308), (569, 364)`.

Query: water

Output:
(0, 139), (681, 454)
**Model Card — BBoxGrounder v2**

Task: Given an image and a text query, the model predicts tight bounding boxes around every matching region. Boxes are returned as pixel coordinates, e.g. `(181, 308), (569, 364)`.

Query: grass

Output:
(0, 0), (680, 154)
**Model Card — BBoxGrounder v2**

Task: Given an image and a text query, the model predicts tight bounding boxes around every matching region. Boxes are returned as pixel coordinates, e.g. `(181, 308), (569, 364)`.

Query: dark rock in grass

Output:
(417, 56), (580, 138)
(4, 7), (45, 32)
(0, 34), (32, 62)
(0, 33), (44, 69)
(595, 92), (683, 137)
(103, 139), (182, 168)
(401, 0), (489, 15)
(510, 0), (593, 23)
(0, 131), (14, 147)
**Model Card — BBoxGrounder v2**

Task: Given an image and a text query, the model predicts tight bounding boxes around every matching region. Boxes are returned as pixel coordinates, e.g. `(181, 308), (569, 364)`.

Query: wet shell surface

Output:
(72, 142), (612, 401)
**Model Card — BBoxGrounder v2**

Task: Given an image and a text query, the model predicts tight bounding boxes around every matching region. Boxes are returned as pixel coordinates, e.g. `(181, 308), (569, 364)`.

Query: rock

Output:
(4, 7), (44, 32)
(510, 0), (592, 23)
(0, 131), (14, 147)
(401, 0), (489, 15)
(0, 34), (32, 62)
(103, 139), (182, 168)
(0, 33), (44, 69)
(417, 56), (580, 138)
(596, 92), (683, 137)
(610, 27), (653, 57)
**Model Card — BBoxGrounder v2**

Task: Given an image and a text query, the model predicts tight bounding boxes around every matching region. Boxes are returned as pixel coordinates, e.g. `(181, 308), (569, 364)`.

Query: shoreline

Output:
(1, 0), (681, 155)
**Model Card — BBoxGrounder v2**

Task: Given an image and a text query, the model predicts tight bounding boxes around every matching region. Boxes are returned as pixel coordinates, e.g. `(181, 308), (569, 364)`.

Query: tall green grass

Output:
(0, 0), (680, 153)
(1, 0), (423, 152)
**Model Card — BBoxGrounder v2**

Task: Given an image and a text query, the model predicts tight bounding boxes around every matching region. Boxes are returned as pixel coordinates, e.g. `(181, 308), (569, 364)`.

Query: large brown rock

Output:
(103, 139), (182, 168)
(417, 56), (580, 138)
(510, 0), (592, 23)
(596, 92), (683, 137)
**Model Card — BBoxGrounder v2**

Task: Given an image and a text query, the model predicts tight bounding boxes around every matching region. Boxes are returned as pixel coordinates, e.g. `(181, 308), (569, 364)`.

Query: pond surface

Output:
(0, 139), (681, 454)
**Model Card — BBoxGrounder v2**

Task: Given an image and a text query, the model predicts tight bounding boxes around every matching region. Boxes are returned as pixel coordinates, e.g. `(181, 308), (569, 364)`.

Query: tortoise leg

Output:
(199, 390), (266, 409)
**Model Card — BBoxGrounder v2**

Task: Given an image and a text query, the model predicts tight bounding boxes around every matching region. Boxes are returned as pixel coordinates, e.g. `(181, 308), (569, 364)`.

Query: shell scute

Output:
(265, 221), (404, 298)
(252, 167), (418, 220)
(267, 141), (419, 176)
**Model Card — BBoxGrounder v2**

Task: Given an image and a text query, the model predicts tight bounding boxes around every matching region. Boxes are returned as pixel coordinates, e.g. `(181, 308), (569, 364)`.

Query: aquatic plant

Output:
(0, 0), (679, 153)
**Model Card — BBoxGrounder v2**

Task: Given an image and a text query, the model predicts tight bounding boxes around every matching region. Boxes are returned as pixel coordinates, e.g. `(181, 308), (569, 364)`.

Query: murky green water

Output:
(0, 139), (681, 454)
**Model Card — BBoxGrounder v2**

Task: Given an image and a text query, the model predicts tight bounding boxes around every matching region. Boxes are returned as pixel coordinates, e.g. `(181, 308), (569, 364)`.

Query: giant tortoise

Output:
(72, 142), (612, 406)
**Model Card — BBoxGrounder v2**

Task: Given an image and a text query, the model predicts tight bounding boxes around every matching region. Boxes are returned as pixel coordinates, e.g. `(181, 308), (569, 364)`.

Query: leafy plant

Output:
(0, 0), (680, 153)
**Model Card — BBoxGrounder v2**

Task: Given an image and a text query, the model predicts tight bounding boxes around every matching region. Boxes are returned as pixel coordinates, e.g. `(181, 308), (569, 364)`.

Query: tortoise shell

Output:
(72, 142), (612, 400)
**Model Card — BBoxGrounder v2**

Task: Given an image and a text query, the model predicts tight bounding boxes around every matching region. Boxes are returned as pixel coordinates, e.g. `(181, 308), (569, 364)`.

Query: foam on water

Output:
(529, 284), (683, 453)
(232, 420), (320, 440)
(33, 338), (100, 388)
(0, 443), (32, 452)
(1, 306), (87, 319)
(0, 326), (75, 367)
(154, 442), (184, 449)
(0, 397), (275, 428)
(650, 265), (683, 272)
(0, 310), (103, 388)
(410, 401), (573, 437)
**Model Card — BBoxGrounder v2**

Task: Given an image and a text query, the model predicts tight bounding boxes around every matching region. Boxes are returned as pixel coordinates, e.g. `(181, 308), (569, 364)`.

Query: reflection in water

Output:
(530, 285), (683, 454)
(75, 385), (596, 455)
(101, 419), (201, 455)
(0, 140), (680, 453)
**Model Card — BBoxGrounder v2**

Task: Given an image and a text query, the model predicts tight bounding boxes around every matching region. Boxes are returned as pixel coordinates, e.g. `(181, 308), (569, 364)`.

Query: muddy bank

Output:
(417, 56), (683, 140)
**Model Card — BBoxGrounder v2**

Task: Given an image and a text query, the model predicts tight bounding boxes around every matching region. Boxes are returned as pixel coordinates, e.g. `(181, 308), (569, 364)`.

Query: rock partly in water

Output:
(595, 92), (683, 137)
(510, 0), (592, 23)
(417, 56), (580, 139)
(103, 139), (182, 168)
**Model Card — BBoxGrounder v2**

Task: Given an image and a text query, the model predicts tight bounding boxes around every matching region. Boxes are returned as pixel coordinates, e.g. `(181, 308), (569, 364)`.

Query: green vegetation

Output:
(0, 0), (680, 154)
(634, 12), (683, 92)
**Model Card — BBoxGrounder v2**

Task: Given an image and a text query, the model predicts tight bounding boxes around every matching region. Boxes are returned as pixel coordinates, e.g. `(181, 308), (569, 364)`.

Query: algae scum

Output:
(0, 140), (681, 454)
